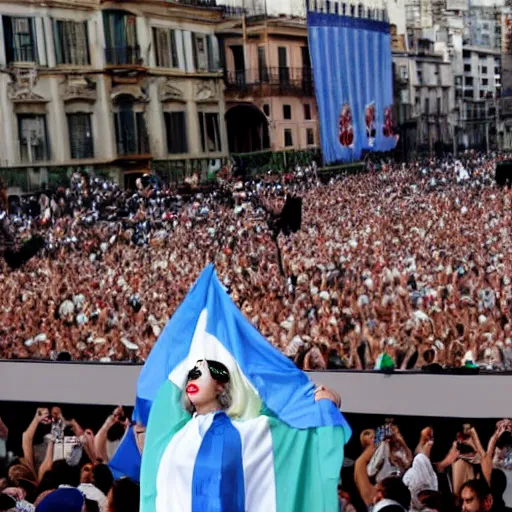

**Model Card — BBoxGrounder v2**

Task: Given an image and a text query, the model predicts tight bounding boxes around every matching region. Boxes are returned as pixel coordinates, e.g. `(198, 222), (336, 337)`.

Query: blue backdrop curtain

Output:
(307, 12), (398, 163)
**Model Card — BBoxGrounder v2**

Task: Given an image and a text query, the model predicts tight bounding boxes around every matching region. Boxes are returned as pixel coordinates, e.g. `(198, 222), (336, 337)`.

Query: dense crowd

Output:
(0, 407), (511, 511)
(0, 153), (512, 371)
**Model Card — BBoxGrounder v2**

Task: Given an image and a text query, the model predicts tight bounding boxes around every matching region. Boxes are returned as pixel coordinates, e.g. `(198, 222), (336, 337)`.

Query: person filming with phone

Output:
(452, 424), (492, 496)
(367, 420), (413, 483)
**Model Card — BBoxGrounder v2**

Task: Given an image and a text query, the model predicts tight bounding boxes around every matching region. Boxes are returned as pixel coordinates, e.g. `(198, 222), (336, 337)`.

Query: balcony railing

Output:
(176, 0), (217, 5)
(105, 45), (142, 67)
(116, 130), (150, 157)
(225, 67), (314, 96)
(10, 45), (36, 64)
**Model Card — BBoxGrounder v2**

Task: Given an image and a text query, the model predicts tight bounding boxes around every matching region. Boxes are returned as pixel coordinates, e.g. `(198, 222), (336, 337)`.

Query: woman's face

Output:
(186, 360), (223, 411)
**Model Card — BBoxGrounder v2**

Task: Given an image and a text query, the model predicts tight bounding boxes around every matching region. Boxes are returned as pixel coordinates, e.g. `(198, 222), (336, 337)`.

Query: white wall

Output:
(387, 0), (407, 36)
(0, 360), (510, 418)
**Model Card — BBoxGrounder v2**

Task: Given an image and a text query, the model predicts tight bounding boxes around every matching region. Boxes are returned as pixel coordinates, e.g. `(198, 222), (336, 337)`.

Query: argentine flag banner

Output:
(111, 264), (351, 512)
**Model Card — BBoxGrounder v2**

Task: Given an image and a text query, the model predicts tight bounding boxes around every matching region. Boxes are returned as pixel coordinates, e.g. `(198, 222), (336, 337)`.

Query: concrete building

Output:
(458, 45), (500, 149)
(216, 16), (318, 153)
(464, 5), (502, 50)
(460, 0), (502, 150)
(403, 0), (506, 151)
(0, 0), (228, 193)
(393, 38), (455, 157)
(498, 6), (512, 148)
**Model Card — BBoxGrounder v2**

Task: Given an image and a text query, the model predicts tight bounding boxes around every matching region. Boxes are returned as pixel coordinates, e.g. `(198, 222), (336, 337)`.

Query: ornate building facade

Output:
(0, 0), (228, 192)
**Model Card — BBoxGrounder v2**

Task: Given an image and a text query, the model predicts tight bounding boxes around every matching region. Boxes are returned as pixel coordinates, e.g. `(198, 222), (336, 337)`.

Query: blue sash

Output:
(192, 412), (245, 512)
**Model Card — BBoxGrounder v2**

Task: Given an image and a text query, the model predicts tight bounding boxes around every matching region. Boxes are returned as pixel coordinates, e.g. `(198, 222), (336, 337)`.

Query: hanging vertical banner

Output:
(307, 12), (398, 163)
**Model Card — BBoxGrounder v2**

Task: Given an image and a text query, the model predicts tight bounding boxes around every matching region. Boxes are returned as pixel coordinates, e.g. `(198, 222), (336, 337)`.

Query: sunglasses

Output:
(187, 360), (230, 384)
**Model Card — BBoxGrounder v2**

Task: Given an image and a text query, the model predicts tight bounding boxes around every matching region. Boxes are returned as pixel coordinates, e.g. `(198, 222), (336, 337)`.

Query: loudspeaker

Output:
(279, 196), (302, 234)
(496, 160), (512, 187)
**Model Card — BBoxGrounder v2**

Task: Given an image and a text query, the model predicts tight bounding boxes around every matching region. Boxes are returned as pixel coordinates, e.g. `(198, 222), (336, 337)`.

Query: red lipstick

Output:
(186, 383), (199, 394)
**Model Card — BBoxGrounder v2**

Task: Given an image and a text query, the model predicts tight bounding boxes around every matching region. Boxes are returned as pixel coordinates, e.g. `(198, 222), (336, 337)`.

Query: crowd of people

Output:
(0, 407), (139, 512)
(342, 417), (512, 512)
(0, 153), (511, 371)
(0, 406), (511, 511)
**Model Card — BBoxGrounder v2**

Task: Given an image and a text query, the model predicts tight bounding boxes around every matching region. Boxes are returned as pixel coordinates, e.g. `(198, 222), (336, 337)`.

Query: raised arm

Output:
(436, 442), (460, 473)
(469, 427), (492, 486)
(94, 407), (125, 463)
(354, 445), (377, 506)
(22, 408), (49, 478)
(38, 440), (54, 484)
(487, 422), (506, 462)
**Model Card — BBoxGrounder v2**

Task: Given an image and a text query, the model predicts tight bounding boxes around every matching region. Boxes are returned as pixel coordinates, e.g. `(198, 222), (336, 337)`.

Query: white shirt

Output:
(78, 483), (108, 512)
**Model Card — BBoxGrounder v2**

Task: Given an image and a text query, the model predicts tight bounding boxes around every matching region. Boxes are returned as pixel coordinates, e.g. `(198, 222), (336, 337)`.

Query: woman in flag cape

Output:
(118, 265), (352, 512)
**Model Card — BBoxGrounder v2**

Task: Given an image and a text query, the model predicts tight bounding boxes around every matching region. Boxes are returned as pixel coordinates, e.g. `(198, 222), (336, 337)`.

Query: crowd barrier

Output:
(1, 361), (510, 418)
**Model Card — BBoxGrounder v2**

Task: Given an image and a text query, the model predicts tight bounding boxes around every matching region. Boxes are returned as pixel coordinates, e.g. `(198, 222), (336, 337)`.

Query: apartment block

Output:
(393, 38), (455, 157)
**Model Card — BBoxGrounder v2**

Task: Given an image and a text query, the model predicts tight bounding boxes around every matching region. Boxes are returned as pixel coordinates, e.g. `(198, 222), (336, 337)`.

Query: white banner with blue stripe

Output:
(307, 12), (398, 162)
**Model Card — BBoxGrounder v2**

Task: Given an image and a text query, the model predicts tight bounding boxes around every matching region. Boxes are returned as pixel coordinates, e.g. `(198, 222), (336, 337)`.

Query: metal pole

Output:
(495, 94), (500, 151)
(428, 118), (433, 156)
(485, 119), (490, 154)
(451, 118), (457, 158)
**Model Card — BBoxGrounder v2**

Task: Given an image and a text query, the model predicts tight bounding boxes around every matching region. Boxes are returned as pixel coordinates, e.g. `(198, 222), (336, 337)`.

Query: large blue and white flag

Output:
(112, 264), (351, 512)
(308, 12), (399, 163)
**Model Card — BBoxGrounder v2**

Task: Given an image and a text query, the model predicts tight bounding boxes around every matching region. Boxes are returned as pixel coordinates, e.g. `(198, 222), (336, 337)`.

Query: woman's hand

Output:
(2, 487), (25, 502)
(314, 385), (342, 408)
(34, 408), (50, 425)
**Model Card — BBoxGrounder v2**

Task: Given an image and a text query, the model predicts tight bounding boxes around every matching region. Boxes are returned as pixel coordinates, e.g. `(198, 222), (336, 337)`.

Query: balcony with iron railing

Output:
(462, 109), (495, 122)
(225, 67), (314, 97)
(176, 0), (218, 6)
(105, 45), (142, 67)
(116, 132), (150, 158)
(7, 45), (37, 65)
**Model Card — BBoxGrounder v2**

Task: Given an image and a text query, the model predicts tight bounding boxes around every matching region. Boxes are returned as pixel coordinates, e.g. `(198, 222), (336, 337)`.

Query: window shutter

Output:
(30, 18), (38, 64)
(158, 28), (168, 67)
(170, 30), (178, 68)
(69, 22), (78, 65)
(207, 35), (214, 72)
(53, 20), (63, 65)
(126, 15), (137, 48)
(192, 33), (199, 71)
(180, 112), (188, 153)
(75, 21), (88, 65)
